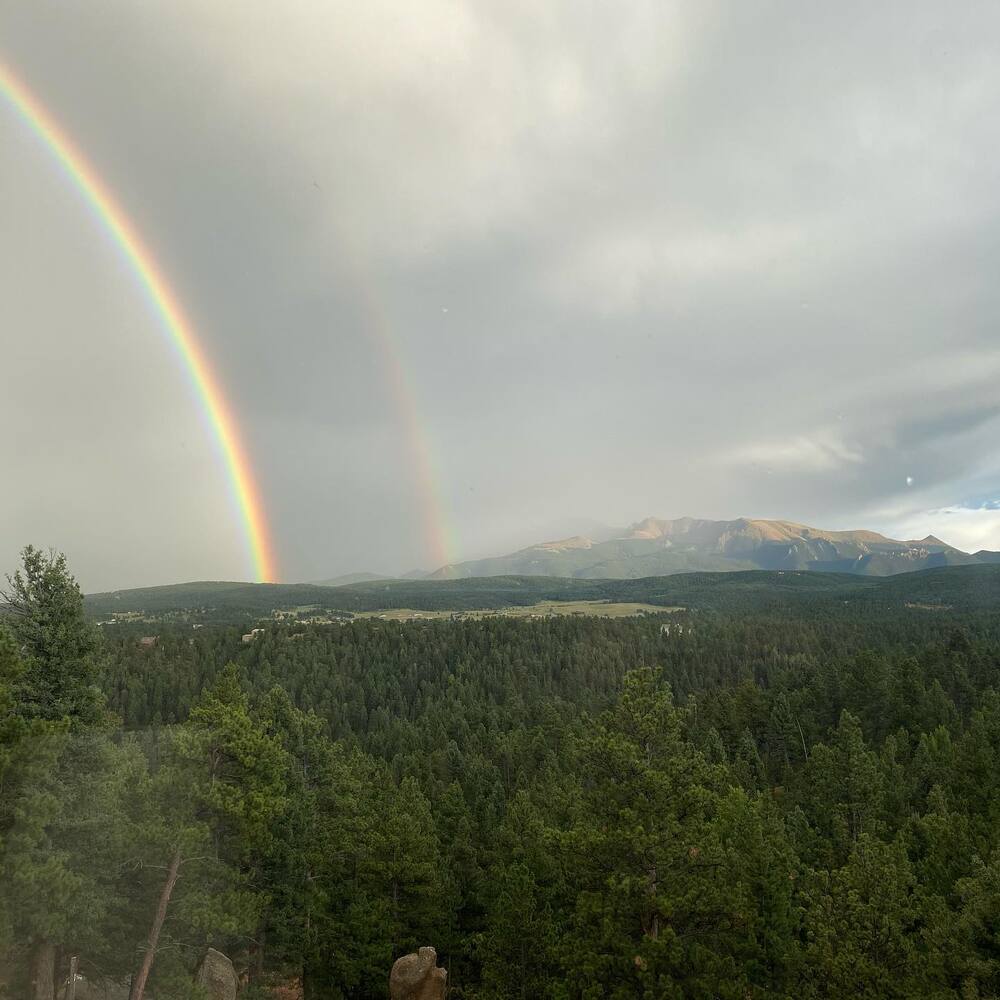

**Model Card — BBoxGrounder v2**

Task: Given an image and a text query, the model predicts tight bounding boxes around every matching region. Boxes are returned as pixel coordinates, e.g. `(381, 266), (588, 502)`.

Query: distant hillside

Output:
(83, 563), (1000, 620)
(85, 581), (347, 620)
(428, 516), (984, 580)
(312, 572), (391, 587)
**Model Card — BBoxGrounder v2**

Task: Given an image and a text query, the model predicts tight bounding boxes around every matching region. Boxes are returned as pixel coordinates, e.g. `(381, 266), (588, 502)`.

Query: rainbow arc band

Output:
(0, 60), (277, 582)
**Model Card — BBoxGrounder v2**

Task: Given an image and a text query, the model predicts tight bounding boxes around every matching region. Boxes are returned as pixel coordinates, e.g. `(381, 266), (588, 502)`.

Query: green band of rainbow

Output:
(0, 61), (277, 582)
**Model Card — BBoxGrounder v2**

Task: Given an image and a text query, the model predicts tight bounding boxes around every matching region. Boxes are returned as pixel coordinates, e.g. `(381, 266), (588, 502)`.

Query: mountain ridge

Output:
(428, 516), (983, 580)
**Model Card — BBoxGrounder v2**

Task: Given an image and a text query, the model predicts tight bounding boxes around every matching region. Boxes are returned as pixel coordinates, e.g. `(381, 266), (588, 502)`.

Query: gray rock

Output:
(389, 946), (447, 1000)
(195, 948), (238, 1000)
(74, 979), (130, 1000)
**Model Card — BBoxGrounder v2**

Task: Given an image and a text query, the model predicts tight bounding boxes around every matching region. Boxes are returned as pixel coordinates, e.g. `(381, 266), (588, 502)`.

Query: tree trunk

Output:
(64, 955), (78, 1000)
(29, 939), (55, 1000)
(645, 865), (659, 940)
(302, 958), (319, 1000)
(795, 715), (809, 761)
(249, 920), (266, 984)
(129, 848), (182, 1000)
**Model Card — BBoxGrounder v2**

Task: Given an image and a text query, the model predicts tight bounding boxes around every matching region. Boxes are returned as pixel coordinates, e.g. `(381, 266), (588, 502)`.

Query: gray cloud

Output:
(2, 0), (1000, 588)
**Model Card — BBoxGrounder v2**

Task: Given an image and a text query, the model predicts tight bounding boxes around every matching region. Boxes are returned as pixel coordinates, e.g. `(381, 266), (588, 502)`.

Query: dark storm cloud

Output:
(2, 0), (1000, 588)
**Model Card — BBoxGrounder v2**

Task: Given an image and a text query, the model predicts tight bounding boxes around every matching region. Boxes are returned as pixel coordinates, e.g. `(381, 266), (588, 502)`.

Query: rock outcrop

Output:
(195, 948), (238, 1000)
(74, 979), (130, 1000)
(389, 946), (447, 1000)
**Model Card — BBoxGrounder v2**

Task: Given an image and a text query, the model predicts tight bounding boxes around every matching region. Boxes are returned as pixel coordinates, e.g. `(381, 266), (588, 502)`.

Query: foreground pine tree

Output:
(0, 547), (123, 1000)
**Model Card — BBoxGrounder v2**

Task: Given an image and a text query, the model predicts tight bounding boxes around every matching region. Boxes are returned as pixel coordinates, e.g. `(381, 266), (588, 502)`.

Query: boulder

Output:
(74, 979), (130, 1000)
(389, 946), (447, 1000)
(195, 948), (238, 1000)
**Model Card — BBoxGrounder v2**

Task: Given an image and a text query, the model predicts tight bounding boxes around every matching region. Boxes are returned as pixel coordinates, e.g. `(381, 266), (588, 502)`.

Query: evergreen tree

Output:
(3, 546), (103, 725)
(0, 548), (115, 999)
(799, 836), (927, 999)
(557, 668), (746, 998)
(128, 665), (289, 999)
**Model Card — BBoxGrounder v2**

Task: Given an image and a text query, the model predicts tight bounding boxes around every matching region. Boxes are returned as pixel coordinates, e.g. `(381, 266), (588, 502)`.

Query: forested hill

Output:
(84, 563), (1000, 619)
(7, 545), (1000, 997)
(95, 570), (1000, 996)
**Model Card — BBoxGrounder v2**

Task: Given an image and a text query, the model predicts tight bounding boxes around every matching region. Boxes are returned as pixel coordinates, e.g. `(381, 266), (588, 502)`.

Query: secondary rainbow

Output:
(359, 286), (456, 571)
(0, 61), (278, 582)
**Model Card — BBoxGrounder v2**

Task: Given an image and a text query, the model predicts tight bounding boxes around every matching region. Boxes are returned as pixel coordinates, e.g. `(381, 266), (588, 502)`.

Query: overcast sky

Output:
(2, 1), (1000, 590)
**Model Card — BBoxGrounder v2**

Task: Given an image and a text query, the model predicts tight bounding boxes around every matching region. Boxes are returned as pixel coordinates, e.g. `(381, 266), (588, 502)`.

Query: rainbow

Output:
(354, 281), (456, 570)
(320, 231), (456, 570)
(0, 60), (278, 582)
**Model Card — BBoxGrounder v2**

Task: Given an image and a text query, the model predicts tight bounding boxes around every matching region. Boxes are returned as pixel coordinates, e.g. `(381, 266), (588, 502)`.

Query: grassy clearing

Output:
(354, 600), (682, 621)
